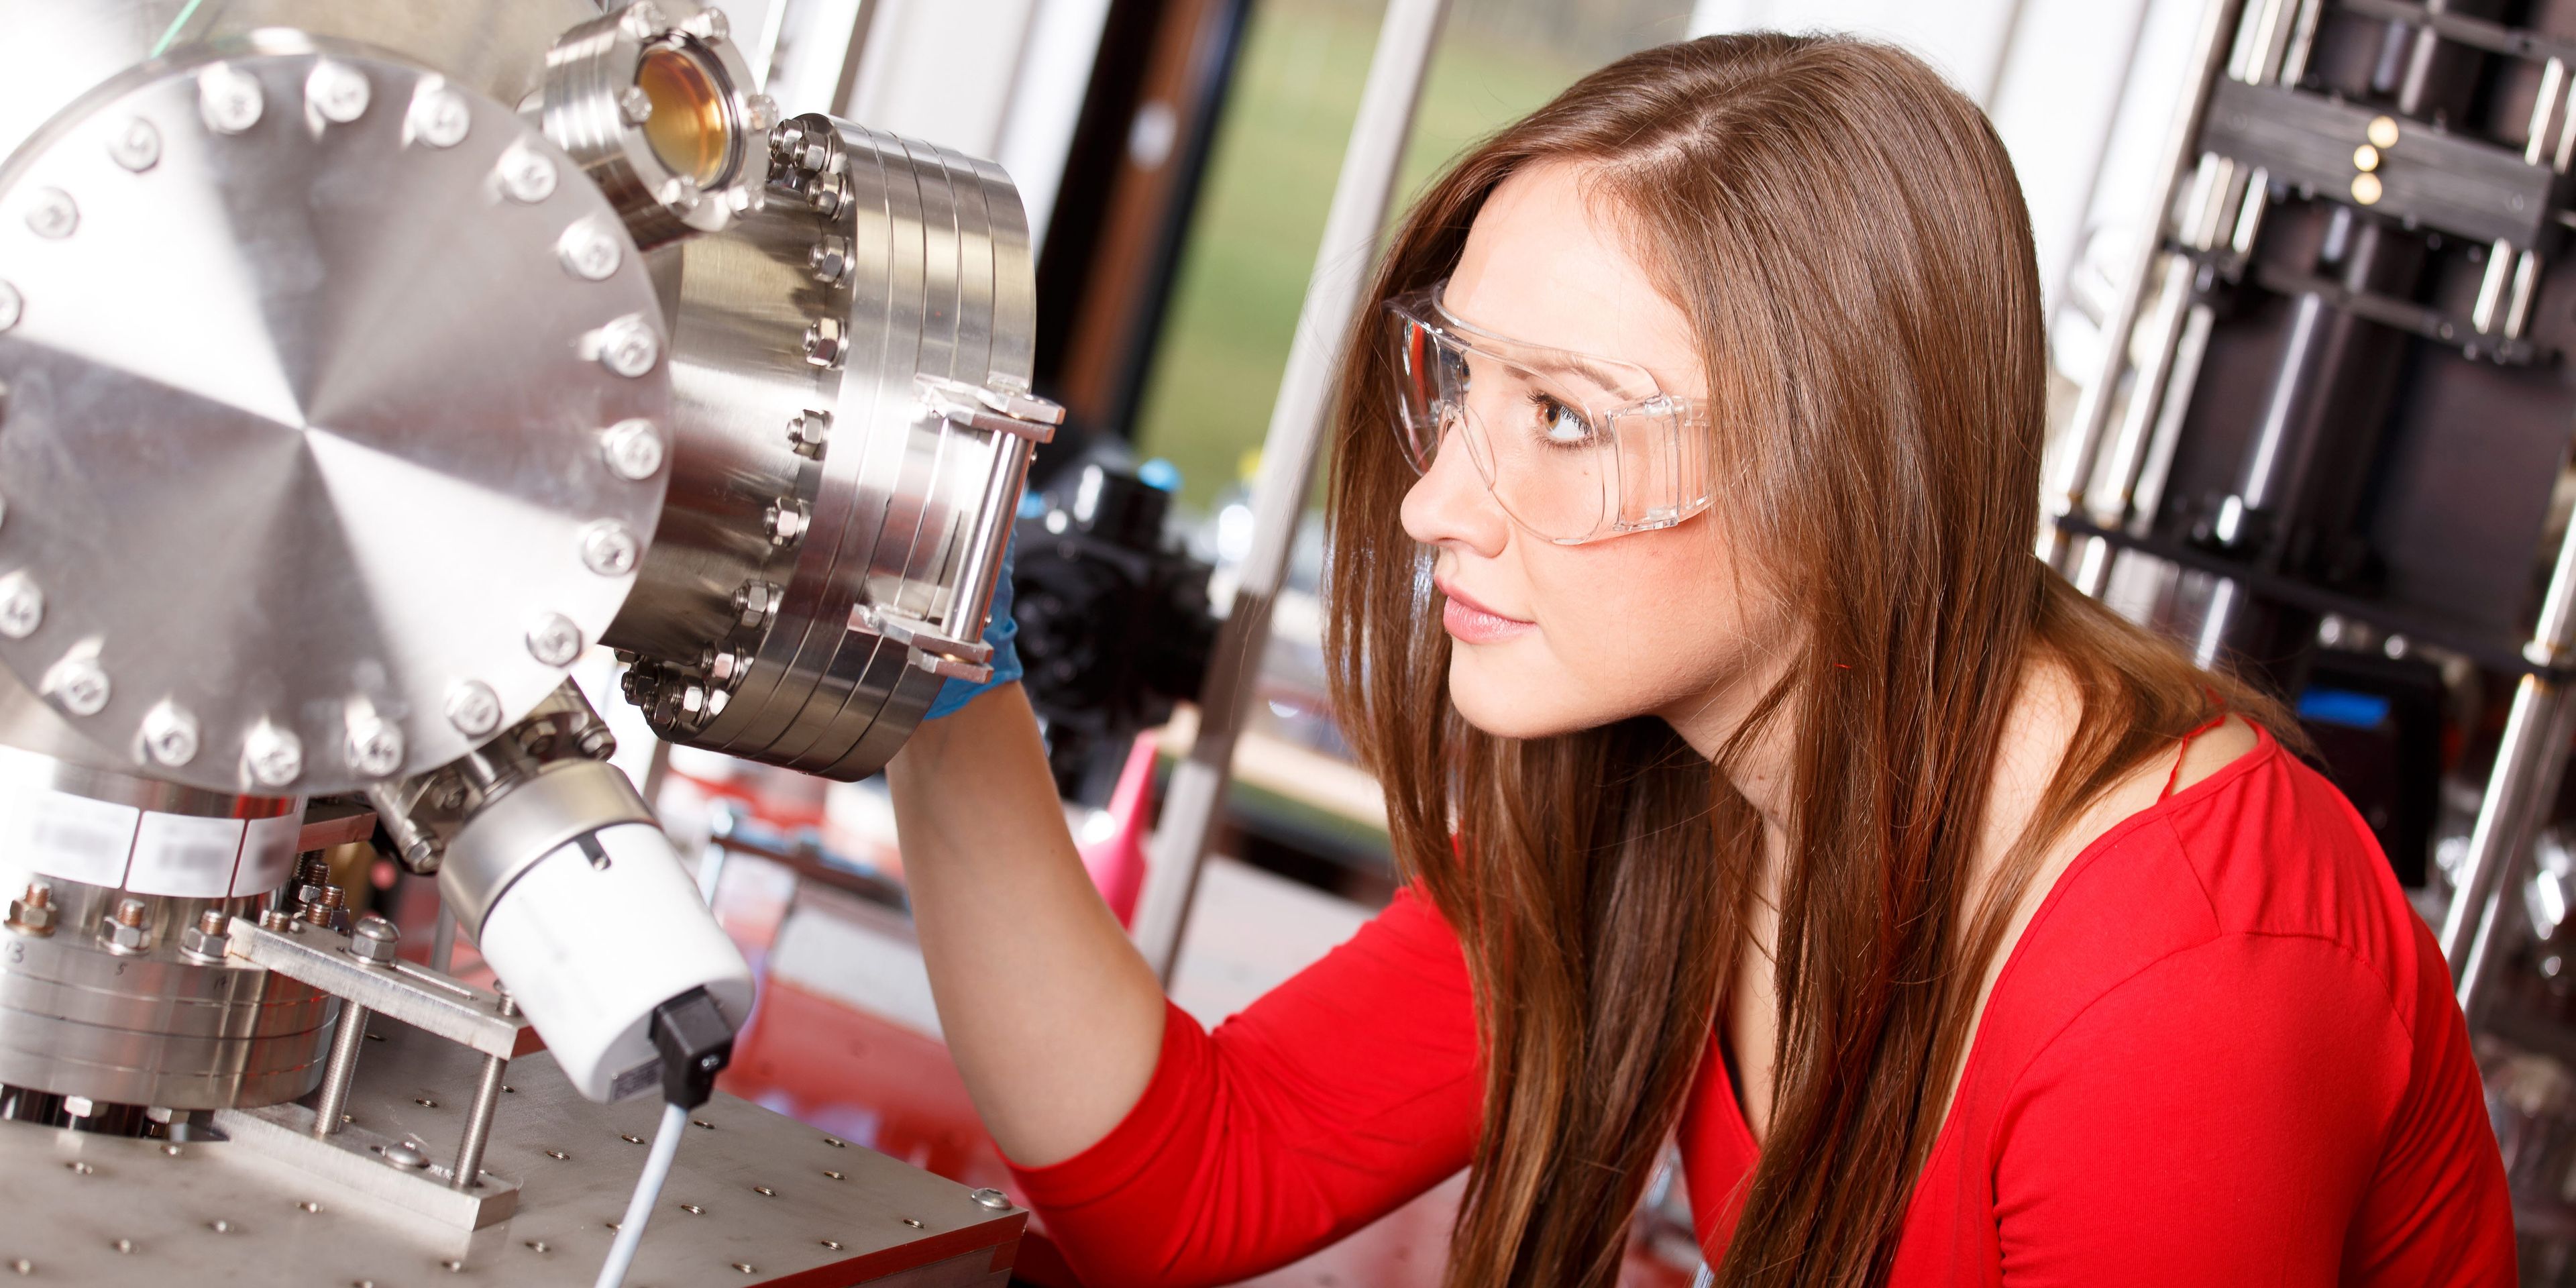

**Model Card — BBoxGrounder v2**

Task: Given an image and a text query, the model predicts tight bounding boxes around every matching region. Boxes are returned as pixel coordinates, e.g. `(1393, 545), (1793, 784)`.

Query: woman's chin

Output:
(1446, 652), (1595, 741)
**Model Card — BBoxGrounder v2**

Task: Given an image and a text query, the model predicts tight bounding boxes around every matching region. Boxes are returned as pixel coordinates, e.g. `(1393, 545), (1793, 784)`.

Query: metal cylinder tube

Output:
(311, 1000), (370, 1137)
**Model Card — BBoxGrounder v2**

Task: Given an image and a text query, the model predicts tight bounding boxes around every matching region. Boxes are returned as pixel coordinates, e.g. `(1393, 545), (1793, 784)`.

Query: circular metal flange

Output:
(0, 43), (671, 794)
(541, 0), (775, 250)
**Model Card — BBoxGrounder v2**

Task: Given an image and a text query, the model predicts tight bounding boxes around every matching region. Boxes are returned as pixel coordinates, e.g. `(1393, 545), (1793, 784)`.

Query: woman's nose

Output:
(1400, 425), (1509, 557)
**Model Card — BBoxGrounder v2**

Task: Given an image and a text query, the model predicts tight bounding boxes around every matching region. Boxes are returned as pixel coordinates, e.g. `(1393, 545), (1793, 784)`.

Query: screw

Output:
(765, 500), (806, 547)
(787, 409), (830, 456)
(969, 1187), (1012, 1210)
(350, 914), (400, 965)
(620, 1), (669, 40)
(684, 8), (730, 42)
(494, 985), (519, 1018)
(104, 898), (150, 954)
(577, 725), (616, 759)
(25, 188), (76, 239)
(808, 234), (850, 284)
(0, 571), (44, 638)
(803, 316), (846, 368)
(527, 613), (584, 666)
(303, 888), (339, 926)
(732, 581), (777, 627)
(109, 118), (160, 171)
(305, 62), (370, 124)
(179, 908), (229, 961)
(245, 722), (305, 787)
(617, 85), (654, 126)
(410, 87), (471, 148)
(443, 679), (502, 739)
(0, 280), (19, 332)
(7, 882), (55, 935)
(142, 700), (200, 767)
(199, 64), (264, 134)
(580, 521), (641, 576)
(48, 653), (111, 716)
(596, 315), (661, 378)
(657, 174), (704, 212)
(557, 217), (623, 281)
(601, 419), (664, 480)
(497, 143), (557, 203)
(344, 713), (404, 777)
(382, 1141), (429, 1170)
(258, 908), (293, 932)
(746, 94), (779, 131)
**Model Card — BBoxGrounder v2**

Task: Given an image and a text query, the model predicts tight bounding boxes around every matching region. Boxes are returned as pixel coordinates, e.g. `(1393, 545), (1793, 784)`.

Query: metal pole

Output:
(430, 902), (457, 975)
(1131, 0), (1450, 982)
(311, 1001), (369, 1138)
(452, 987), (516, 1191)
(2039, 0), (2247, 566)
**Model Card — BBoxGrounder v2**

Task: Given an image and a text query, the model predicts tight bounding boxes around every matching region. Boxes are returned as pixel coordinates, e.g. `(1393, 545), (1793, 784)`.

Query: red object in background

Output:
(1075, 734), (1158, 926)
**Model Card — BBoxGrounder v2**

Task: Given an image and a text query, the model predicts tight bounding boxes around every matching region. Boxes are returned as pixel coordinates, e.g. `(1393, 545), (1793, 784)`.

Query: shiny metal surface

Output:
(0, 875), (335, 1110)
(0, 1022), (1022, 1285)
(433, 757), (659, 935)
(0, 40), (672, 795)
(608, 115), (1044, 782)
(225, 916), (542, 1061)
(216, 1095), (522, 1229)
(0, 0), (598, 162)
(541, 0), (777, 248)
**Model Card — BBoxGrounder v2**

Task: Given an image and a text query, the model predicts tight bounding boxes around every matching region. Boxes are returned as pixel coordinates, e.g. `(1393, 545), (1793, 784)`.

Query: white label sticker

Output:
(232, 813), (304, 896)
(128, 812), (247, 898)
(13, 792), (141, 888)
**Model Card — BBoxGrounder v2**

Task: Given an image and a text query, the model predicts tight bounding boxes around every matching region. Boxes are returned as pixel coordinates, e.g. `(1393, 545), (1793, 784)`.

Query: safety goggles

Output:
(1384, 282), (1712, 545)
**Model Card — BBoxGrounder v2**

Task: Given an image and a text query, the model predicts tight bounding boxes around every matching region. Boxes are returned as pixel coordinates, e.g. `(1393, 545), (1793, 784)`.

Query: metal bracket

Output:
(225, 918), (541, 1061)
(211, 1099), (519, 1230)
(916, 374), (1064, 443)
(849, 604), (994, 684)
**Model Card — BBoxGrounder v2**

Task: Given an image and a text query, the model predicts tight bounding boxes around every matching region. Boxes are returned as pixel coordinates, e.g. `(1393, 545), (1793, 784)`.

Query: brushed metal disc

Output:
(0, 44), (669, 793)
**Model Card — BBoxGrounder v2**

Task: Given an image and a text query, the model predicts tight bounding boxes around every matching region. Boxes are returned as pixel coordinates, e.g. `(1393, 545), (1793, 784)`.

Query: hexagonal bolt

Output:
(678, 682), (708, 717)
(497, 143), (559, 204)
(788, 409), (831, 457)
(807, 234), (850, 284)
(6, 883), (55, 936)
(0, 571), (44, 639)
(556, 217), (624, 282)
(303, 887), (341, 927)
(618, 85), (655, 126)
(24, 188), (77, 239)
(198, 63), (265, 134)
(969, 1188), (1012, 1210)
(0, 280), (20, 333)
(103, 898), (150, 954)
(580, 521), (641, 577)
(620, 1), (670, 40)
(577, 725), (617, 759)
(46, 653), (110, 717)
(345, 714), (405, 778)
(350, 914), (401, 966)
(244, 722), (305, 788)
(745, 95), (780, 132)
(682, 7), (730, 42)
(142, 700), (201, 767)
(445, 679), (502, 738)
(409, 86), (472, 148)
(600, 419), (665, 480)
(305, 61), (372, 125)
(527, 613), (585, 667)
(107, 118), (161, 172)
(732, 581), (778, 628)
(656, 174), (704, 213)
(595, 315), (662, 378)
(702, 648), (749, 684)
(179, 909), (229, 961)
(803, 317), (846, 368)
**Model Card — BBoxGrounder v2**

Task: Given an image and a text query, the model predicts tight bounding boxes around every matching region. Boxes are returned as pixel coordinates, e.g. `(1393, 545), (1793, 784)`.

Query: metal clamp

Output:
(916, 374), (1064, 443)
(227, 918), (542, 1061)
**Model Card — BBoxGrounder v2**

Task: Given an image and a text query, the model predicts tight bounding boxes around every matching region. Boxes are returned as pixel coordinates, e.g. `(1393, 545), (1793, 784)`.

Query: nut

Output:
(7, 883), (55, 936)
(178, 910), (229, 961)
(788, 409), (831, 457)
(618, 85), (655, 126)
(802, 317), (846, 368)
(103, 900), (150, 955)
(765, 500), (807, 547)
(808, 235), (850, 284)
(350, 914), (400, 966)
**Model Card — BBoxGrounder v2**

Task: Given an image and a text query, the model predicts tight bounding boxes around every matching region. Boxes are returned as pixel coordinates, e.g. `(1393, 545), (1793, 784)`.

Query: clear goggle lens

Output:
(1385, 286), (1711, 545)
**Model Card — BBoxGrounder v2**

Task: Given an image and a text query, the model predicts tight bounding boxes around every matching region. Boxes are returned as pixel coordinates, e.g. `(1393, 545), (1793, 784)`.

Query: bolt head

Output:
(527, 613), (585, 667)
(680, 682), (706, 715)
(580, 521), (641, 576)
(745, 95), (779, 131)
(807, 235), (849, 284)
(350, 914), (400, 964)
(601, 419), (665, 480)
(621, 1), (669, 39)
(178, 918), (229, 961)
(25, 188), (77, 239)
(788, 409), (830, 455)
(969, 1187), (1012, 1210)
(0, 571), (44, 638)
(498, 143), (559, 203)
(557, 217), (624, 281)
(46, 654), (109, 716)
(765, 501), (805, 546)
(657, 174), (704, 212)
(199, 63), (264, 134)
(411, 87), (472, 148)
(618, 85), (655, 126)
(108, 118), (161, 172)
(802, 317), (845, 368)
(445, 679), (502, 738)
(6, 894), (54, 934)
(684, 7), (730, 43)
(345, 715), (404, 777)
(142, 700), (201, 767)
(244, 722), (304, 788)
(596, 315), (662, 378)
(104, 918), (149, 953)
(0, 280), (19, 332)
(305, 62), (371, 125)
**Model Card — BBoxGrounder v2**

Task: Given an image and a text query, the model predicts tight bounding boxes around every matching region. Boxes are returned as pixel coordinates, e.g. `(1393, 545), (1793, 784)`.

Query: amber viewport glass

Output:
(635, 44), (735, 188)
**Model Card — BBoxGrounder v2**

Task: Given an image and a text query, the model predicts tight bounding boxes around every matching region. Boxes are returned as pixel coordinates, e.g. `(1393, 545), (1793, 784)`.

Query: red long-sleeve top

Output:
(1012, 728), (2516, 1285)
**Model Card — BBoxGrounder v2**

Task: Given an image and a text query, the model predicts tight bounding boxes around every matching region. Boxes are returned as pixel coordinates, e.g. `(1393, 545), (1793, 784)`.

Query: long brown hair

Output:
(1323, 33), (2286, 1288)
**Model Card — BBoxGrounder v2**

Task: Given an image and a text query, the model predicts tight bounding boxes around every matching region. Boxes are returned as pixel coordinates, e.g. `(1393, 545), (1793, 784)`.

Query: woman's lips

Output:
(1438, 580), (1535, 644)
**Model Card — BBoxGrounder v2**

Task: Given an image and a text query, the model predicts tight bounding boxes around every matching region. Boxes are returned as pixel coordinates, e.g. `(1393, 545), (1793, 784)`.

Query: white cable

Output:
(594, 1099), (689, 1288)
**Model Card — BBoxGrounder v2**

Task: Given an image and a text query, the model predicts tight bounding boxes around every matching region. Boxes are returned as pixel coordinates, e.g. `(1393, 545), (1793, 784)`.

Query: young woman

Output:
(888, 33), (2514, 1288)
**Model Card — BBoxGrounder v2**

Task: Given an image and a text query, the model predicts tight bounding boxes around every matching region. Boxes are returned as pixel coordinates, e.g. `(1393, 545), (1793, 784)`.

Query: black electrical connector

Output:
(649, 986), (734, 1109)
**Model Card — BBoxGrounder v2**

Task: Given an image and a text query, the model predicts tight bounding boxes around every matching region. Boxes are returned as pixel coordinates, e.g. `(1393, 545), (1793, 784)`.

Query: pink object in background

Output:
(1076, 734), (1159, 926)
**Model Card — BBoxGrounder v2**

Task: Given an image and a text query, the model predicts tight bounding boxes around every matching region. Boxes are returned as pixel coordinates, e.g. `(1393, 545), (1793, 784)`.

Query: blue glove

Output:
(923, 538), (1020, 719)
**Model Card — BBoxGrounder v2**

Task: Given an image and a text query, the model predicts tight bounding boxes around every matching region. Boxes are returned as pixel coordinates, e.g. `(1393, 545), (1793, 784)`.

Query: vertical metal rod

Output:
(430, 903), (457, 975)
(2041, 0), (2249, 564)
(1133, 0), (1451, 983)
(312, 1002), (370, 1138)
(453, 1053), (508, 1191)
